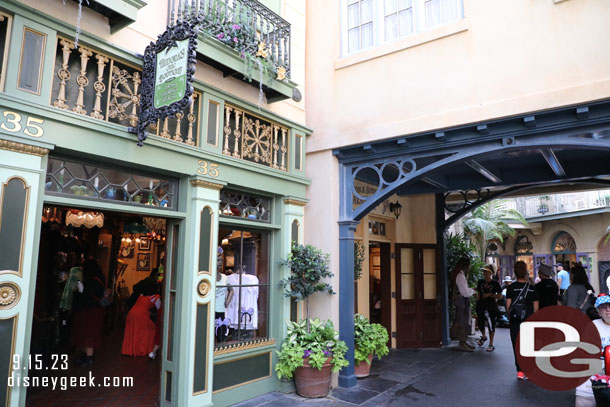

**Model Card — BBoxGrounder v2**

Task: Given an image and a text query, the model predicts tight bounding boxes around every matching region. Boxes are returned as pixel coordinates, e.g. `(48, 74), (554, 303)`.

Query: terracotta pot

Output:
(294, 358), (332, 398)
(354, 353), (373, 378)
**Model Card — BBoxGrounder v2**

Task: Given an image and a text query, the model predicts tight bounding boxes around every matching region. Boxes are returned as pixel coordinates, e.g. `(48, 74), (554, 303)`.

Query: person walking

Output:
(556, 263), (570, 296)
(506, 261), (539, 380)
(535, 263), (559, 309)
(575, 295), (610, 407)
(70, 258), (106, 367)
(451, 256), (476, 352)
(562, 265), (595, 311)
(475, 264), (502, 352)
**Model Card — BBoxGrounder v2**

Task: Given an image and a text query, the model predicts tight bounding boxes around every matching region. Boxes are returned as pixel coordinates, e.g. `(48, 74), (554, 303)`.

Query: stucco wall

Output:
(305, 0), (610, 153)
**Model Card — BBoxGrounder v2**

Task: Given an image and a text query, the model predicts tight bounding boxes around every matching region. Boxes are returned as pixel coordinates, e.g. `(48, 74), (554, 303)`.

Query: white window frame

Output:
(341, 0), (464, 56)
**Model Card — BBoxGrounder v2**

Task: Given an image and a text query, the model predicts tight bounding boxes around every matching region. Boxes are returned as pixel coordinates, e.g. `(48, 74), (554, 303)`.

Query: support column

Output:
(435, 193), (451, 346)
(338, 220), (359, 388)
(178, 177), (225, 407)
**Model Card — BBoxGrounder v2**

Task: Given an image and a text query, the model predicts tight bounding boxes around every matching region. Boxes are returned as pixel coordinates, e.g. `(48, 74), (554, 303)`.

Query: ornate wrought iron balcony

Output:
(172, 0), (295, 101)
(195, 0), (291, 80)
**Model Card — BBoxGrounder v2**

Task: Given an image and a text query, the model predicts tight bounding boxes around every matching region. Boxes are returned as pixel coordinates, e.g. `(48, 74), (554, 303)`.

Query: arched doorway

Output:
(551, 231), (578, 270)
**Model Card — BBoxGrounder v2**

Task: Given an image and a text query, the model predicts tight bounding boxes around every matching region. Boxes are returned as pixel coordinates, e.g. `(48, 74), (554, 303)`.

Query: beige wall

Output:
(498, 212), (610, 293)
(305, 0), (610, 153)
(21, 0), (306, 123)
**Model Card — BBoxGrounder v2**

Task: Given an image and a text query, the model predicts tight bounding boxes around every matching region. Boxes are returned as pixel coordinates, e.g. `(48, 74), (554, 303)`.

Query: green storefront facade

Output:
(0, 1), (309, 406)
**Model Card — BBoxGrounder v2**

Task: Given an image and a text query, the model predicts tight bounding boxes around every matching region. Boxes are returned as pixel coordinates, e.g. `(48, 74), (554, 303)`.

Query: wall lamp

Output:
(389, 201), (402, 219)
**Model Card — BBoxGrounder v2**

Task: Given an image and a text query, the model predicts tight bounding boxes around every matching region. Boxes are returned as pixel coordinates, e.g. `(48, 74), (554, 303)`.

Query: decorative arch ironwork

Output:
(552, 231), (577, 254)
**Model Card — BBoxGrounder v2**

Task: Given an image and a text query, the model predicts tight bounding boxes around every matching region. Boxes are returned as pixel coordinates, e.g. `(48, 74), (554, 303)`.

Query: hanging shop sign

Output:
(131, 20), (198, 146)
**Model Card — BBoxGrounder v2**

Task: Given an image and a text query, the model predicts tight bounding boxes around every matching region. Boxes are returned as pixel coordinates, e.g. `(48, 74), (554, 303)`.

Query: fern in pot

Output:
(353, 314), (389, 378)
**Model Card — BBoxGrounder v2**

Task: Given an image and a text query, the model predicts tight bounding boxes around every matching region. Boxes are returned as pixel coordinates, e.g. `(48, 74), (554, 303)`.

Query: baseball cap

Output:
(481, 264), (496, 275)
(554, 262), (563, 268)
(503, 276), (513, 283)
(595, 294), (610, 308)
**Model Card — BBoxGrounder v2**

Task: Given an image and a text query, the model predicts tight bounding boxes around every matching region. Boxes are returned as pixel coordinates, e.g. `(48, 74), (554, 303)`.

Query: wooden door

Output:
(395, 244), (441, 348)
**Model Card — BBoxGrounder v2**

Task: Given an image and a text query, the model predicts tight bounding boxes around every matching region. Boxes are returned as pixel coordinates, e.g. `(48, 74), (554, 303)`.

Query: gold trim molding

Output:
(191, 179), (224, 191)
(214, 338), (276, 356)
(0, 283), (21, 310)
(197, 280), (211, 298)
(0, 140), (49, 156)
(283, 198), (307, 207)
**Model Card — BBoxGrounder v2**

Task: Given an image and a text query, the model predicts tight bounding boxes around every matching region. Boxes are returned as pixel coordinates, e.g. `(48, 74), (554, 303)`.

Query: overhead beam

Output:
(539, 149), (566, 177)
(421, 176), (448, 190)
(465, 159), (502, 183)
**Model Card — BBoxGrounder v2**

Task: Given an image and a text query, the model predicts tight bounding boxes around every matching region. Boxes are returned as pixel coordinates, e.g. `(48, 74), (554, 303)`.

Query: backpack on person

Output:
(509, 283), (529, 322)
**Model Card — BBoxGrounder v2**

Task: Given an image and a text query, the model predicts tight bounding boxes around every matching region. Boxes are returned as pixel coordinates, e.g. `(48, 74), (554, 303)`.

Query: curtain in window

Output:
(385, 0), (413, 41)
(348, 0), (374, 53)
(424, 0), (460, 29)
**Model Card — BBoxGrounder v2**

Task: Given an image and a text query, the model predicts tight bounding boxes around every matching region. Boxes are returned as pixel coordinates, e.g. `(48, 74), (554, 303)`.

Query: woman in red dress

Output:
(121, 293), (161, 356)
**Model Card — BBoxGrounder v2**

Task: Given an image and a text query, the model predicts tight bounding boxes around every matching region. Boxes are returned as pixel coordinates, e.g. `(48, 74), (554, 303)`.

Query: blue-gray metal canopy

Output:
(333, 99), (610, 388)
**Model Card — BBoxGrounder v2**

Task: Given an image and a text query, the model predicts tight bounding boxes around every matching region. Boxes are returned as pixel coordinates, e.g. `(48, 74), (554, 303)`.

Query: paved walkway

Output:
(233, 328), (574, 407)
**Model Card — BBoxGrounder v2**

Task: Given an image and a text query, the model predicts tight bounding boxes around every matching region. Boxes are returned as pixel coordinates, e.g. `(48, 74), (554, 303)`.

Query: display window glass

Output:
(214, 227), (269, 346)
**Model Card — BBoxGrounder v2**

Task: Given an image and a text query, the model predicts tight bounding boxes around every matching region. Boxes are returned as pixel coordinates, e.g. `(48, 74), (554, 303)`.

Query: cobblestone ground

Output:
(233, 328), (574, 407)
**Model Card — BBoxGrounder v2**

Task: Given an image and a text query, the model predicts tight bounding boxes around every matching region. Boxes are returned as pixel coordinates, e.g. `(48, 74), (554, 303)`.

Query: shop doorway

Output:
(26, 205), (168, 406)
(368, 243), (391, 342)
(395, 244), (440, 348)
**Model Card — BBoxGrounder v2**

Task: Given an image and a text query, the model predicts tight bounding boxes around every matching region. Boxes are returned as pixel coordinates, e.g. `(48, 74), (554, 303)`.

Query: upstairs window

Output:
(342, 0), (463, 55)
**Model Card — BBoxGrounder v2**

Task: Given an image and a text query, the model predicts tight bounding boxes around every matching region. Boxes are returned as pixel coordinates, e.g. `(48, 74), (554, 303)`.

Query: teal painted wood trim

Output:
(43, 194), (188, 219)
(0, 95), (311, 191)
(198, 208), (212, 273)
(200, 93), (224, 154)
(0, 178), (28, 272)
(3, 15), (57, 106)
(193, 303), (209, 394)
(212, 352), (271, 392)
(2, 1), (143, 67)
(218, 216), (281, 231)
(0, 318), (15, 407)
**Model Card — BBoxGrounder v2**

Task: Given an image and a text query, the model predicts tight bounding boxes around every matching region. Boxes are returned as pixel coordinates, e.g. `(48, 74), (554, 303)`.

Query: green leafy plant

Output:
(354, 241), (365, 280)
(279, 243), (334, 331)
(354, 314), (389, 364)
(275, 318), (349, 379)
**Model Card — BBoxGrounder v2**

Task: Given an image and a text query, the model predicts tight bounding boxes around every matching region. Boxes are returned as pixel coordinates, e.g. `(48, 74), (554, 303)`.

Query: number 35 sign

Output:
(0, 110), (45, 138)
(197, 160), (219, 178)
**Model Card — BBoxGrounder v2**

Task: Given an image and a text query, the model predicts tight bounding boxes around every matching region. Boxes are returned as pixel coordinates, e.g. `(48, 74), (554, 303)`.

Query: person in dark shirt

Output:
(506, 261), (539, 380)
(535, 263), (559, 309)
(475, 264), (502, 352)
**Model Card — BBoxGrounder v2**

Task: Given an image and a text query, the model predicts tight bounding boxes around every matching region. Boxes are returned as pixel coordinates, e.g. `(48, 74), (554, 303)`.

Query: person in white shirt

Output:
(451, 256), (476, 352)
(576, 294), (610, 407)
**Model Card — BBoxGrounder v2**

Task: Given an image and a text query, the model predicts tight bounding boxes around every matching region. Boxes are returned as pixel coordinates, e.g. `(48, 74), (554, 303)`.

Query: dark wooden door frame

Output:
(395, 243), (440, 348)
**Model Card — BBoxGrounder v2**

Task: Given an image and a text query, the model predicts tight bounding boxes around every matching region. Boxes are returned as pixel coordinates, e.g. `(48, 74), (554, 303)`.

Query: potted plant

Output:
(276, 243), (348, 397)
(275, 319), (348, 397)
(353, 314), (389, 378)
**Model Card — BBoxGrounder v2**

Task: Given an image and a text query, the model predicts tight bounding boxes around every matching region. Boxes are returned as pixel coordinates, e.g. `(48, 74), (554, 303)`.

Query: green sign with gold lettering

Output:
(154, 39), (189, 109)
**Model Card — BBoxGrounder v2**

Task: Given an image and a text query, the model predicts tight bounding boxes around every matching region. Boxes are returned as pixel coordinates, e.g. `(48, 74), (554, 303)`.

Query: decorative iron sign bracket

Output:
(130, 20), (199, 146)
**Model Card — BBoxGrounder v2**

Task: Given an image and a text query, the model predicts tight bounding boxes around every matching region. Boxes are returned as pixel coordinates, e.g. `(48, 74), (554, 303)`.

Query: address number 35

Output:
(0, 111), (45, 138)
(197, 160), (219, 177)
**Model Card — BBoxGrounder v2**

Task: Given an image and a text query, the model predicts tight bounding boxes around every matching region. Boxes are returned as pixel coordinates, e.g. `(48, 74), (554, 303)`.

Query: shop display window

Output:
(215, 227), (269, 346)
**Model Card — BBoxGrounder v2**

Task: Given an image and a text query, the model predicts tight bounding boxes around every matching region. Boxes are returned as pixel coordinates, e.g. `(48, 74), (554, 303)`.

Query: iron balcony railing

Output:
(172, 0), (291, 80)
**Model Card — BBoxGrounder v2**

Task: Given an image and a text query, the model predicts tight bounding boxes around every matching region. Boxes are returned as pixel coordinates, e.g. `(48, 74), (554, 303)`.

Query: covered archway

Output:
(334, 99), (610, 387)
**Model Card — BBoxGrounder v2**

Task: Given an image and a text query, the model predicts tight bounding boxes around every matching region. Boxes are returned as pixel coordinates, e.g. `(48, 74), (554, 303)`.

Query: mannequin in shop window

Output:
(215, 266), (234, 343)
(122, 269), (162, 357)
(226, 266), (259, 339)
(71, 258), (106, 367)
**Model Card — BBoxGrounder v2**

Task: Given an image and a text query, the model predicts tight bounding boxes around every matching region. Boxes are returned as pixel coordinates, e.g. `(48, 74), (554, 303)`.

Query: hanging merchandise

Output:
(65, 209), (104, 228)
